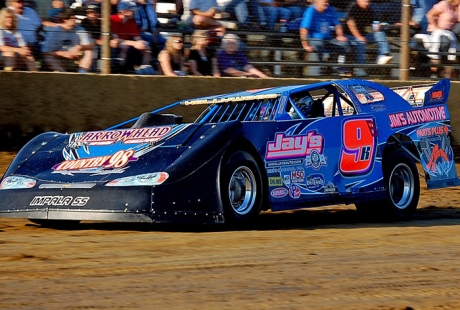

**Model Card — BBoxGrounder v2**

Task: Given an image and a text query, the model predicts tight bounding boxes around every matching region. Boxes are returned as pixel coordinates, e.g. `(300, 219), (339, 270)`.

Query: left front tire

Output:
(220, 151), (263, 225)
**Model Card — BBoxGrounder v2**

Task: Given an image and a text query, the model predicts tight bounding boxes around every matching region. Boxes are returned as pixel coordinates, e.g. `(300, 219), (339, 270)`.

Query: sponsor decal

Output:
(54, 150), (135, 172)
(266, 159), (304, 167)
(388, 106), (447, 128)
(271, 187), (288, 198)
(30, 196), (90, 207)
(430, 90), (443, 100)
(416, 125), (449, 137)
(371, 104), (386, 111)
(306, 174), (325, 191)
(289, 184), (301, 199)
(291, 170), (305, 183)
(419, 135), (454, 177)
(183, 94), (279, 105)
(305, 149), (327, 170)
(269, 177), (283, 187)
(76, 127), (172, 146)
(266, 131), (324, 160)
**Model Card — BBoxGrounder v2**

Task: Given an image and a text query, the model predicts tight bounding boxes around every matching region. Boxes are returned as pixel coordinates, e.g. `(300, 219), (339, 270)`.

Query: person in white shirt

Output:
(0, 7), (37, 71)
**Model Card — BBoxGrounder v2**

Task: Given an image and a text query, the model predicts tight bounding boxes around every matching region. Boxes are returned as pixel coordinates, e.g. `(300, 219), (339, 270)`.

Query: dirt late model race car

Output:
(0, 79), (459, 227)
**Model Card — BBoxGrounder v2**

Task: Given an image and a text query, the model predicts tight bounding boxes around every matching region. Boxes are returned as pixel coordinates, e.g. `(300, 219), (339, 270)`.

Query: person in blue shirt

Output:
(299, 0), (349, 73)
(134, 0), (166, 56)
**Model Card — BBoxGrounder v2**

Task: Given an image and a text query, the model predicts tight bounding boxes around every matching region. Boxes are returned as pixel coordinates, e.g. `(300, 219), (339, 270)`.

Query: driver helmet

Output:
(296, 94), (314, 116)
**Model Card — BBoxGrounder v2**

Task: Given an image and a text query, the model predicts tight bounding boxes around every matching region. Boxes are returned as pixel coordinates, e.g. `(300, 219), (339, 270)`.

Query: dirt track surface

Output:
(1, 152), (460, 310)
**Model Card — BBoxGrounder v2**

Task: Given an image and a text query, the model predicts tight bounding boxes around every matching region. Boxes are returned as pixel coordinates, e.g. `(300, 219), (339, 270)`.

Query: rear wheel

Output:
(356, 150), (420, 221)
(220, 151), (263, 225)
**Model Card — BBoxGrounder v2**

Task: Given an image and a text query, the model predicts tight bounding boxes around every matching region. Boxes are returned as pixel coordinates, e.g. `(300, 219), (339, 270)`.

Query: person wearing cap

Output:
(6, 0), (41, 57)
(42, 8), (94, 73)
(0, 7), (37, 71)
(111, 0), (152, 73)
(217, 33), (268, 78)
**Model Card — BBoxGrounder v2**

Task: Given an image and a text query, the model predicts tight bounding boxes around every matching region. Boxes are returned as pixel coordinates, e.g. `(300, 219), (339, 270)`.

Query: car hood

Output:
(6, 124), (204, 184)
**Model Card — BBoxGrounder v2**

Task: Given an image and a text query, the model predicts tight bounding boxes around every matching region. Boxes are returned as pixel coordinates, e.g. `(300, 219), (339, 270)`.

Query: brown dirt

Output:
(1, 152), (460, 310)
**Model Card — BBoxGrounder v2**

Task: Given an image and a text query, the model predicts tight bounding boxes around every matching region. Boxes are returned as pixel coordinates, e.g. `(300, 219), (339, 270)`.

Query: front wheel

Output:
(220, 151), (263, 225)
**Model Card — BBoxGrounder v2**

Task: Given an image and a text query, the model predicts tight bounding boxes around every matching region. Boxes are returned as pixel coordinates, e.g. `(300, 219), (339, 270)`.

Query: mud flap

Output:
(410, 123), (460, 190)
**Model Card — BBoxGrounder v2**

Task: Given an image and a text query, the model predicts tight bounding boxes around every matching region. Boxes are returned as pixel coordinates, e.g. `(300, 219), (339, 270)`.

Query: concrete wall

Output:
(1, 72), (459, 149)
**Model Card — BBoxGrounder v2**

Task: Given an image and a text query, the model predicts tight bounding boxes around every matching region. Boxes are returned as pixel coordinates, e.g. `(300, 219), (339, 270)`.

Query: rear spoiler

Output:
(391, 78), (450, 107)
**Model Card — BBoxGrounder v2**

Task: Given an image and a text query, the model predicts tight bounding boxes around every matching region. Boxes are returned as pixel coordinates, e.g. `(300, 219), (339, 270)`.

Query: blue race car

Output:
(0, 79), (458, 226)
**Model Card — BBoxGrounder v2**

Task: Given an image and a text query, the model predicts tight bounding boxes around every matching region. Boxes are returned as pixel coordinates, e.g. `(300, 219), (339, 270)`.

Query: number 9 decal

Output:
(340, 118), (377, 175)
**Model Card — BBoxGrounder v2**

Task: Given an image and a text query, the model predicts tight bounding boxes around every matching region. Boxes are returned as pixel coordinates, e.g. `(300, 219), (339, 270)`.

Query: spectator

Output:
(42, 8), (94, 73)
(217, 33), (268, 77)
(111, 0), (152, 73)
(186, 0), (263, 34)
(416, 0), (460, 76)
(80, 3), (105, 72)
(257, 0), (291, 31)
(280, 0), (308, 21)
(42, 0), (66, 29)
(0, 7), (37, 71)
(134, 0), (166, 57)
(345, 0), (393, 77)
(158, 33), (186, 75)
(188, 29), (220, 76)
(411, 0), (438, 33)
(7, 0), (41, 59)
(299, 0), (350, 75)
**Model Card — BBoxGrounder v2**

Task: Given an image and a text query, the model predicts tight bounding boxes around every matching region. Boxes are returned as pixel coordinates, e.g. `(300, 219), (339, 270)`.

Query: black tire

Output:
(220, 151), (263, 225)
(28, 219), (81, 228)
(356, 150), (420, 221)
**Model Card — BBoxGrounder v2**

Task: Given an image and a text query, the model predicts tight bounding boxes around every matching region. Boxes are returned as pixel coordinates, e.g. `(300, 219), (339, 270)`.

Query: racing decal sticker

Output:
(269, 177), (283, 187)
(55, 124), (191, 175)
(54, 150), (135, 172)
(30, 196), (90, 207)
(289, 184), (301, 199)
(349, 85), (385, 104)
(265, 127), (327, 170)
(339, 117), (377, 176)
(416, 124), (455, 179)
(76, 127), (172, 146)
(388, 106), (446, 128)
(271, 187), (288, 198)
(306, 174), (325, 191)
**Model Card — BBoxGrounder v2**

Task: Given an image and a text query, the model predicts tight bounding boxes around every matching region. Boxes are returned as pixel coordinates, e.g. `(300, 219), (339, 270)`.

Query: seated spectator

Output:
(186, 0), (263, 35)
(7, 0), (42, 60)
(345, 0), (393, 77)
(42, 0), (65, 28)
(0, 7), (37, 71)
(411, 0), (438, 34)
(299, 0), (350, 75)
(134, 0), (166, 58)
(217, 33), (268, 78)
(41, 8), (94, 73)
(157, 33), (186, 75)
(111, 0), (152, 73)
(80, 3), (104, 72)
(415, 0), (460, 77)
(280, 0), (307, 21)
(257, 0), (291, 31)
(188, 29), (219, 76)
